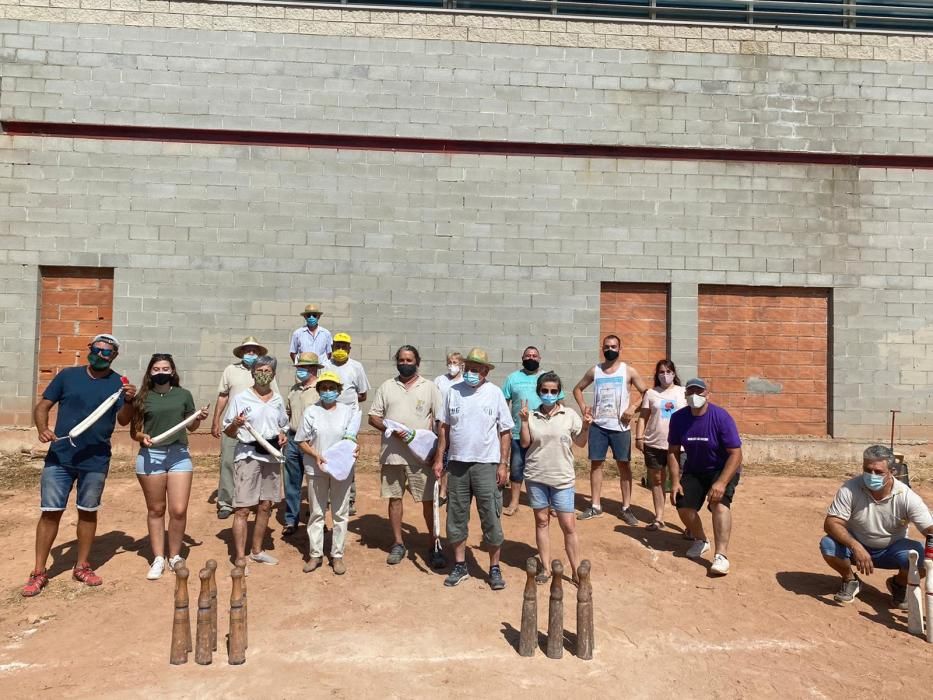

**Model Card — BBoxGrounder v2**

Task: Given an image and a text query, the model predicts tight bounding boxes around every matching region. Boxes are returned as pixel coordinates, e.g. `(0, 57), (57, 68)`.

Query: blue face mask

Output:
(463, 371), (481, 387)
(295, 368), (311, 382)
(539, 393), (559, 406)
(319, 390), (339, 404)
(242, 353), (258, 367)
(863, 472), (886, 492)
(306, 316), (319, 328)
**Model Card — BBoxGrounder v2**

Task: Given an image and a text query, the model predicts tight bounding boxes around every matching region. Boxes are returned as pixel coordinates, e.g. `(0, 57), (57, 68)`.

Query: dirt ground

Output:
(1, 453), (932, 699)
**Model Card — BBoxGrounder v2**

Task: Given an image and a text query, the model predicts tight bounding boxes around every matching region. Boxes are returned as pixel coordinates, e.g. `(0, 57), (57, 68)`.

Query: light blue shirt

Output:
(289, 326), (333, 359)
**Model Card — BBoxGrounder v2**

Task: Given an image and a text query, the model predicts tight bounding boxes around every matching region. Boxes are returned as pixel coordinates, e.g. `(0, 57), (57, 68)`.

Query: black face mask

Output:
(603, 349), (620, 362)
(397, 364), (418, 378)
(151, 373), (173, 386)
(522, 359), (540, 372)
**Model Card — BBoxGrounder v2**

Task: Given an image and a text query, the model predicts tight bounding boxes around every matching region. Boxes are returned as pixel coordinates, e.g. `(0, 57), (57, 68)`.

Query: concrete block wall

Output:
(0, 3), (931, 444)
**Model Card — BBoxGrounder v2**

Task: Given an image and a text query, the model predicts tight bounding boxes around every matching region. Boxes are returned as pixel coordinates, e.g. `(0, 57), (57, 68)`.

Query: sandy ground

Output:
(1, 456), (932, 699)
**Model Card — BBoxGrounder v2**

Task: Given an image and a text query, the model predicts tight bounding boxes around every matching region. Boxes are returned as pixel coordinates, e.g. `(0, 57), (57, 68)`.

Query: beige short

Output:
(381, 461), (436, 501)
(233, 457), (282, 507)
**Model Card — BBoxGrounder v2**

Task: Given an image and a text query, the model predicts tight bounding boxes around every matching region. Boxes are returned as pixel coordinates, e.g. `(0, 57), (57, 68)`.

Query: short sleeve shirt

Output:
(217, 363), (280, 397)
(440, 381), (515, 464)
(141, 387), (196, 447)
(827, 476), (933, 550)
(434, 373), (462, 401)
(295, 402), (356, 476)
(641, 385), (687, 449)
(368, 376), (442, 465)
(325, 359), (370, 408)
(286, 382), (319, 432)
(501, 369), (565, 439)
(289, 326), (333, 358)
(523, 408), (583, 490)
(43, 366), (126, 472)
(222, 389), (289, 463)
(667, 404), (742, 473)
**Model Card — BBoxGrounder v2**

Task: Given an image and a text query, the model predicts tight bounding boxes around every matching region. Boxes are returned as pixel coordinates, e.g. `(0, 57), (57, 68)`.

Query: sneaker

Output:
(333, 558), (347, 575)
(167, 555), (184, 572)
(834, 576), (861, 604)
(249, 551), (279, 566)
(217, 507), (233, 520)
(489, 565), (506, 591)
(22, 569), (50, 598)
(282, 524), (297, 537)
(73, 564), (102, 587)
(686, 539), (710, 559)
(710, 553), (730, 575)
(619, 507), (639, 526)
(576, 506), (603, 521)
(386, 543), (407, 566)
(429, 549), (448, 570)
(886, 576), (908, 610)
(303, 557), (323, 573)
(146, 556), (166, 580)
(444, 562), (470, 587)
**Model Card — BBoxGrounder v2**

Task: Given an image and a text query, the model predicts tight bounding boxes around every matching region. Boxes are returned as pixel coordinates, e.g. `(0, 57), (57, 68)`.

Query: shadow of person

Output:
(613, 523), (690, 556)
(346, 513), (416, 554)
(497, 539), (540, 572)
(500, 621), (521, 653)
(48, 530), (137, 578)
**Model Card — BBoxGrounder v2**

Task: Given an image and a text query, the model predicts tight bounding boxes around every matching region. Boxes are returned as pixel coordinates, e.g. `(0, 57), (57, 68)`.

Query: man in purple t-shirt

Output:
(666, 378), (743, 576)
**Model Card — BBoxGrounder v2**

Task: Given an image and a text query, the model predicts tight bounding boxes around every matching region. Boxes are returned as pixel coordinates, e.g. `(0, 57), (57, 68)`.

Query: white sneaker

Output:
(167, 555), (184, 572)
(686, 539), (710, 559)
(250, 551), (279, 566)
(710, 553), (730, 575)
(146, 556), (166, 580)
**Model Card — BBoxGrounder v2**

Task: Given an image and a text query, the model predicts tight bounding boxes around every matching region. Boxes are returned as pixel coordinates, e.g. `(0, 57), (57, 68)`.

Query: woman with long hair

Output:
(131, 353), (208, 580)
(635, 359), (687, 531)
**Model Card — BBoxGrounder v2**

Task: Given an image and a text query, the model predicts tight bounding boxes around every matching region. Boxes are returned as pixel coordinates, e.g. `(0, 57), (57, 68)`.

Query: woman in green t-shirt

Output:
(130, 353), (208, 580)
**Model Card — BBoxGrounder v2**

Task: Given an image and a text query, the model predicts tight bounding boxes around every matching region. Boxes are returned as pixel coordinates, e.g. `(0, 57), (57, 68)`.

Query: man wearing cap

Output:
(23, 334), (138, 597)
(290, 304), (333, 363)
(211, 337), (280, 520)
(282, 352), (323, 536)
(325, 332), (370, 515)
(667, 378), (743, 576)
(432, 348), (514, 590)
(368, 345), (445, 569)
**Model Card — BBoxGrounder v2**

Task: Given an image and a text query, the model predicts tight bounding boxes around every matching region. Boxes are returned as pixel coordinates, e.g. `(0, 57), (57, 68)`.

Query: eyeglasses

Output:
(90, 346), (116, 358)
(540, 389), (560, 396)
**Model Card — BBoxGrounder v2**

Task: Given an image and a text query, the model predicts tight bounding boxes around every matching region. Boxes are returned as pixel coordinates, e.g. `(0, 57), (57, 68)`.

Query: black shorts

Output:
(675, 469), (740, 511)
(644, 447), (684, 471)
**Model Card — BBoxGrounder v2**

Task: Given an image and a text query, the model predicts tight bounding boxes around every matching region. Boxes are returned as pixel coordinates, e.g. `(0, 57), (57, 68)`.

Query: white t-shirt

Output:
(827, 475), (933, 550)
(325, 358), (370, 408)
(434, 373), (462, 400)
(295, 402), (361, 476)
(641, 385), (687, 449)
(440, 381), (514, 464)
(222, 389), (289, 463)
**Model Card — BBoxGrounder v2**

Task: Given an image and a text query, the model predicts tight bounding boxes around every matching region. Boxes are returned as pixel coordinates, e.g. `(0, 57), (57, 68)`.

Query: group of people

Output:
(22, 311), (933, 617)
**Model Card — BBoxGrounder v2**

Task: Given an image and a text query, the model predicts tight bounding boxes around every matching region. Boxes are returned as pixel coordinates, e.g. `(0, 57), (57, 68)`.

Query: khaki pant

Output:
(307, 472), (352, 559)
(217, 434), (237, 510)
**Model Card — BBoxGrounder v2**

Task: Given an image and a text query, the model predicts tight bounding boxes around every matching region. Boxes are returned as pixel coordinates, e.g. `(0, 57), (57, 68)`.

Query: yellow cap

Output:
(316, 370), (343, 388)
(333, 332), (352, 344)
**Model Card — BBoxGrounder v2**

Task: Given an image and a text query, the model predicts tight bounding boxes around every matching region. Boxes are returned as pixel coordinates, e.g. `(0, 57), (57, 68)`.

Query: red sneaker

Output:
(72, 564), (102, 587)
(22, 569), (50, 597)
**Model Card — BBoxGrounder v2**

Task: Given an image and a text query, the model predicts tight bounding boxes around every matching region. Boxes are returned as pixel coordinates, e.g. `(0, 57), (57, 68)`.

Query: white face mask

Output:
(687, 394), (707, 410)
(448, 364), (461, 376)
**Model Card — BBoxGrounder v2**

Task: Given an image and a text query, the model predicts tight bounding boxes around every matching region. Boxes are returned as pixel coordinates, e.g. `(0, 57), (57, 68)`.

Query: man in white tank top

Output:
(572, 335), (647, 523)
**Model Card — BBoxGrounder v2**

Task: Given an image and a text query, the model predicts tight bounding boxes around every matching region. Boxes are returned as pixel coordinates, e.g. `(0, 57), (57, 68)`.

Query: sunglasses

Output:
(540, 389), (560, 396)
(90, 346), (116, 358)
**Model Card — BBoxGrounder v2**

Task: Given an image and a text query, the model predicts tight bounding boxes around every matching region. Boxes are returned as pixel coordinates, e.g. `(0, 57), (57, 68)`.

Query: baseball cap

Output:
(91, 333), (120, 350)
(684, 378), (707, 391)
(333, 332), (352, 344)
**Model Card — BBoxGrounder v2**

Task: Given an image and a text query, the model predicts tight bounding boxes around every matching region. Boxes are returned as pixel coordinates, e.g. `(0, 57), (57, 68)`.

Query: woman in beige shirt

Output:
(519, 372), (592, 584)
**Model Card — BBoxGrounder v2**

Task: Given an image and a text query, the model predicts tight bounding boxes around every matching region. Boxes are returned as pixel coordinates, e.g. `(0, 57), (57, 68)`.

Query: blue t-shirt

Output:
(43, 366), (126, 472)
(667, 404), (741, 473)
(501, 369), (565, 439)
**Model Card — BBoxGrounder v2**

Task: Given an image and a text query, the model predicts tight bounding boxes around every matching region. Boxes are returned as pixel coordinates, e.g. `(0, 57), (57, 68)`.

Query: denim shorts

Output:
(135, 444), (194, 476)
(509, 438), (528, 483)
(587, 423), (631, 462)
(40, 462), (108, 512)
(526, 480), (576, 513)
(819, 535), (924, 570)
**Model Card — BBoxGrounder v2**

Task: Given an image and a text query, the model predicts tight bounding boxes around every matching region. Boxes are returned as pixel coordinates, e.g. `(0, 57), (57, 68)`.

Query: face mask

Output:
(319, 390), (339, 404)
(88, 353), (112, 370)
(659, 373), (674, 387)
(463, 371), (481, 387)
(522, 359), (540, 372)
(448, 364), (461, 376)
(539, 393), (559, 406)
(603, 349), (619, 362)
(242, 353), (258, 367)
(306, 316), (319, 328)
(151, 372), (172, 386)
(863, 472), (886, 492)
(331, 349), (349, 363)
(397, 363), (418, 378)
(687, 394), (707, 410)
(295, 368), (311, 382)
(254, 372), (274, 387)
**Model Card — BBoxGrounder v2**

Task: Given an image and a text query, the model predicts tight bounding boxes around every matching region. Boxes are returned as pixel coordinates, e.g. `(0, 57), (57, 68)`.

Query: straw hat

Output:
(233, 336), (268, 358)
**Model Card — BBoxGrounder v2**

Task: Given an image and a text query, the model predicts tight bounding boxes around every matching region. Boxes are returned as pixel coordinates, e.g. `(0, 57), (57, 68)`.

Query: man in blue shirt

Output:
(289, 303), (333, 363)
(23, 334), (137, 597)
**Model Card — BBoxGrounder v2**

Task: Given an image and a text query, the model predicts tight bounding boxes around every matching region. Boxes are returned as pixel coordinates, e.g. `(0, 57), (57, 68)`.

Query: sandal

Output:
(502, 505), (519, 517)
(22, 569), (50, 597)
(73, 564), (102, 587)
(646, 520), (665, 531)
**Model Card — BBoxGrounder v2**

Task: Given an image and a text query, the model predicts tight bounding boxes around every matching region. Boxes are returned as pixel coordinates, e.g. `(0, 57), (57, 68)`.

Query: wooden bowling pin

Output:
(228, 568), (247, 665)
(925, 559), (933, 644)
(546, 560), (564, 659)
(519, 556), (538, 657)
(906, 550), (925, 636)
(170, 566), (191, 665)
(206, 559), (218, 652)
(235, 557), (249, 650)
(195, 569), (213, 665)
(576, 560), (594, 660)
